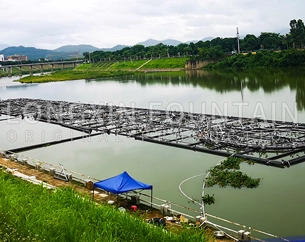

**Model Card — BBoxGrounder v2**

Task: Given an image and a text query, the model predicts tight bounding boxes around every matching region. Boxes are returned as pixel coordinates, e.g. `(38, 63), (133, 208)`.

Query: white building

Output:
(0, 54), (4, 62)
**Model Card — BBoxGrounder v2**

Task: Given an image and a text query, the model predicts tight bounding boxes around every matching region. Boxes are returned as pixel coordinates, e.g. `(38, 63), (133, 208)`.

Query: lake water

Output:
(0, 69), (305, 239)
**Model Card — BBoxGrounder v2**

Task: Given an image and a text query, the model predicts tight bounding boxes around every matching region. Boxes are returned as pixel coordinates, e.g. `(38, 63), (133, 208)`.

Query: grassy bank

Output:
(0, 72), (8, 78)
(19, 69), (134, 83)
(18, 57), (188, 83)
(0, 169), (208, 242)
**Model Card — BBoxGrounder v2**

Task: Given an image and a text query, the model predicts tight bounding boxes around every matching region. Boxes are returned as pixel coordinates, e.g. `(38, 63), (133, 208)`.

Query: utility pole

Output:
(237, 27), (240, 54)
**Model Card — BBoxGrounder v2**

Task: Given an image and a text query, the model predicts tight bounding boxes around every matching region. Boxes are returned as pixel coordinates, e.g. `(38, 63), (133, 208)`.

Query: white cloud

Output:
(1, 0), (304, 49)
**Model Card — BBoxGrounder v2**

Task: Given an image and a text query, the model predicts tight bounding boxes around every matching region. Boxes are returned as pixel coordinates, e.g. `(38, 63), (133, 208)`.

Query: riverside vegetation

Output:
(15, 48), (305, 84)
(206, 49), (305, 69)
(0, 168), (209, 242)
(18, 57), (188, 83)
(0, 157), (260, 241)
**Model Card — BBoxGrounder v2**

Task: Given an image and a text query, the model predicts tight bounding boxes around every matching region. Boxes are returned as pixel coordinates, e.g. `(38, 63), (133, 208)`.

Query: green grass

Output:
(19, 69), (134, 83)
(0, 71), (8, 77)
(143, 58), (188, 69)
(18, 58), (189, 83)
(0, 169), (208, 242)
(107, 60), (148, 70)
(74, 58), (187, 71)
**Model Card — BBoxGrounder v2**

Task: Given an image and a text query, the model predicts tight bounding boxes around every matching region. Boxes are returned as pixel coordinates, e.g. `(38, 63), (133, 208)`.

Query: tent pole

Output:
(92, 187), (94, 201)
(151, 189), (153, 208)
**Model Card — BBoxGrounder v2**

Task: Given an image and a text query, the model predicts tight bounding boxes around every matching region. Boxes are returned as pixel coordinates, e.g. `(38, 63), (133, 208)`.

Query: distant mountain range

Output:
(0, 44), (9, 51)
(137, 38), (182, 47)
(136, 38), (213, 47)
(100, 44), (129, 52)
(0, 38), (214, 61)
(0, 46), (72, 61)
(54, 44), (100, 53)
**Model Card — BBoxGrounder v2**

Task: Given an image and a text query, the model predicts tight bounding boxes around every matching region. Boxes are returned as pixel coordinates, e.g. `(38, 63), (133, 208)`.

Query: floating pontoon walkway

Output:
(1, 98), (305, 168)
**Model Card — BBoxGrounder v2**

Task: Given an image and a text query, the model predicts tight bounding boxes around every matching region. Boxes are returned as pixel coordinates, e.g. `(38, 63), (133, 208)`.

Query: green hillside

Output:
(19, 58), (188, 83)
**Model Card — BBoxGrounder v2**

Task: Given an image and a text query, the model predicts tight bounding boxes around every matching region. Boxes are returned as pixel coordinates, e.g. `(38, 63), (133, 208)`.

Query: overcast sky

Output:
(1, 0), (304, 49)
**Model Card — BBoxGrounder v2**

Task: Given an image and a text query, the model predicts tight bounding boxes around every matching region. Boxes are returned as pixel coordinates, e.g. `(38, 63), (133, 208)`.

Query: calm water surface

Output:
(0, 70), (305, 238)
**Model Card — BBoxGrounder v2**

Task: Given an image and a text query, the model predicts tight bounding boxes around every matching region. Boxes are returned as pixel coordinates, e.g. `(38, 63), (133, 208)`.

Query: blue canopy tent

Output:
(93, 171), (153, 206)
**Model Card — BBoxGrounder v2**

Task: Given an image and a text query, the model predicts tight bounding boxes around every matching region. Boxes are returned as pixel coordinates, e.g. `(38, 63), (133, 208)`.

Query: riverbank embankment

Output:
(0, 156), (234, 242)
(17, 58), (188, 83)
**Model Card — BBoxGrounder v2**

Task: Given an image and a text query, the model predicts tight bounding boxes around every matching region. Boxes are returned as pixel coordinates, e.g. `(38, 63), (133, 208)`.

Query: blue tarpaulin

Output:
(94, 171), (153, 194)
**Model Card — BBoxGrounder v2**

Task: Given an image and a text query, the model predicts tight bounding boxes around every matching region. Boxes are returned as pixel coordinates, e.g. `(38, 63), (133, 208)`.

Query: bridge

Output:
(0, 60), (83, 75)
(1, 98), (305, 168)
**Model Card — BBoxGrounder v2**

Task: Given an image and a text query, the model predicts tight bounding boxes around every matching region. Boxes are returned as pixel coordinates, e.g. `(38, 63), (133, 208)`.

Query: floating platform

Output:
(1, 98), (305, 168)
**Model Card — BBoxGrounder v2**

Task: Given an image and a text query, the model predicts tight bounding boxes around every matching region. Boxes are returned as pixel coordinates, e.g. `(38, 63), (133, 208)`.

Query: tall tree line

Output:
(84, 19), (305, 62)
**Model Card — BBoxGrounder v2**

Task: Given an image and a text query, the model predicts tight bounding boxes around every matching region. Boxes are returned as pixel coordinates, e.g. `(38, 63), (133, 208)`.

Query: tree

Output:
(83, 52), (89, 61)
(241, 34), (259, 51)
(176, 43), (189, 57)
(167, 45), (178, 57)
(203, 157), (261, 206)
(290, 19), (305, 48)
(221, 38), (237, 53)
(188, 42), (198, 56)
(198, 45), (224, 60)
(258, 32), (281, 50)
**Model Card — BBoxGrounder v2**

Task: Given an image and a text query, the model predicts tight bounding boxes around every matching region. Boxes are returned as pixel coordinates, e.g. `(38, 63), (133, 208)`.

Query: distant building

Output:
(0, 54), (4, 62)
(6, 55), (28, 61)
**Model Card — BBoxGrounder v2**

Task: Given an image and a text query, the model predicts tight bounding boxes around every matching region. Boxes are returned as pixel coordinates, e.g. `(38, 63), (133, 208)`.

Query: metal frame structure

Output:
(1, 98), (305, 168)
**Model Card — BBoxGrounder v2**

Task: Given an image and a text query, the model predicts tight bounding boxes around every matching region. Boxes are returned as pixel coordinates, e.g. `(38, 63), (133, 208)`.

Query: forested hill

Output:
(0, 46), (70, 61)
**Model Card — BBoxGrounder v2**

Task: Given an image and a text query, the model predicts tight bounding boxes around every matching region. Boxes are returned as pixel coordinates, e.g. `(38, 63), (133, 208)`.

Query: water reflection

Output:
(6, 83), (39, 89)
(87, 68), (305, 111)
